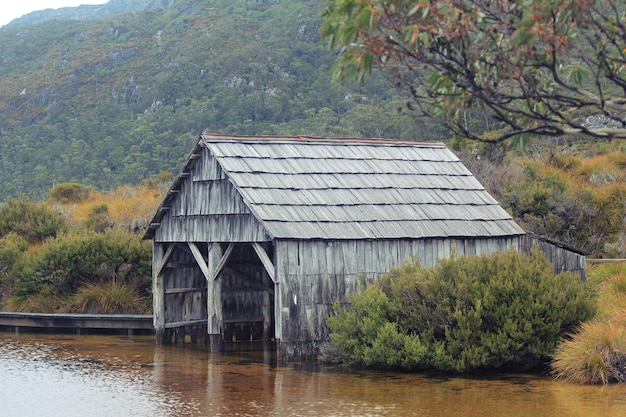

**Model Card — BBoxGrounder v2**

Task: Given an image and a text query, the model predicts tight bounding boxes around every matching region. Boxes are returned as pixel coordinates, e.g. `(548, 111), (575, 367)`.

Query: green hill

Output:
(0, 0), (444, 201)
(3, 0), (623, 258)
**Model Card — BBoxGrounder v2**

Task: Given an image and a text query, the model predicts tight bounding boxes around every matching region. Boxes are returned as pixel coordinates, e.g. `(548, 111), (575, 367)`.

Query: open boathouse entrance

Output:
(151, 241), (275, 349)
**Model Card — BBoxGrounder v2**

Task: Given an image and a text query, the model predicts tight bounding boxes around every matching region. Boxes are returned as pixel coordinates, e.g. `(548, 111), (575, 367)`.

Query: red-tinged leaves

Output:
(321, 0), (626, 142)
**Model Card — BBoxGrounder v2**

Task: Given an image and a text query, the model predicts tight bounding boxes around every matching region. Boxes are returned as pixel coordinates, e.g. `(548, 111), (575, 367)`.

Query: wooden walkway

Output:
(587, 259), (626, 264)
(0, 312), (154, 335)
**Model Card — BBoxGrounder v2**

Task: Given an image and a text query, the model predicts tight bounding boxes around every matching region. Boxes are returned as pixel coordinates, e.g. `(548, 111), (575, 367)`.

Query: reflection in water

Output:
(1, 332), (625, 416)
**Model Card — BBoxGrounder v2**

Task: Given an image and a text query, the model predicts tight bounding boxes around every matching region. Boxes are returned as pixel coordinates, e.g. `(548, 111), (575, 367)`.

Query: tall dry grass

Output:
(552, 320), (626, 384)
(552, 264), (626, 384)
(53, 184), (165, 232)
(1, 278), (150, 315)
(1, 294), (71, 313)
(69, 281), (150, 314)
(596, 272), (626, 321)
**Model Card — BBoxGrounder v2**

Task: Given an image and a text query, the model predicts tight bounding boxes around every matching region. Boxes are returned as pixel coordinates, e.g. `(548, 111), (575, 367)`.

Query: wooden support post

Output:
(262, 290), (272, 342)
(189, 241), (234, 351)
(175, 326), (186, 345)
(165, 328), (174, 344)
(252, 242), (275, 283)
(274, 281), (282, 345)
(276, 340), (284, 363)
(207, 242), (224, 352)
(252, 242), (277, 342)
(153, 242), (175, 344)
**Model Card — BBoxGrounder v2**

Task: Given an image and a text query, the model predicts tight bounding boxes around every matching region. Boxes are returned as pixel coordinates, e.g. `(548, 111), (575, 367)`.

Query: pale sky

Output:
(0, 1), (106, 27)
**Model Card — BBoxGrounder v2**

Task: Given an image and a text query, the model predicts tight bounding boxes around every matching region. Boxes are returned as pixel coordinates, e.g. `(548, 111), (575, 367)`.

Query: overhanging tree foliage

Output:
(321, 0), (626, 142)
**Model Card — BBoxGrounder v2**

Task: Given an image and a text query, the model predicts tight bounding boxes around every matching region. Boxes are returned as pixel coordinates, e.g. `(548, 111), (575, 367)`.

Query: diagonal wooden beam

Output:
(156, 243), (176, 277)
(210, 243), (235, 281)
(190, 242), (236, 282)
(251, 242), (276, 283)
(188, 242), (210, 280)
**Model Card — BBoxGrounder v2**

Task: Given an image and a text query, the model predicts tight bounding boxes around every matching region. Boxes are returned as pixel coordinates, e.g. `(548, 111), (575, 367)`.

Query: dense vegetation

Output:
(0, 182), (164, 313)
(456, 140), (626, 258)
(327, 250), (595, 372)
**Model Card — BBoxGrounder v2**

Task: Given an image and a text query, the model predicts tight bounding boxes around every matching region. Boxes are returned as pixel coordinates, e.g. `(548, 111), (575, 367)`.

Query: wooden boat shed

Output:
(143, 134), (586, 359)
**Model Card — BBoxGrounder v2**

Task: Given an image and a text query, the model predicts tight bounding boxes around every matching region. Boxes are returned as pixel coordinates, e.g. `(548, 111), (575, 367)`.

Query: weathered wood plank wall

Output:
(274, 235), (585, 358)
(274, 236), (521, 358)
(520, 234), (586, 281)
(154, 147), (270, 243)
(157, 215), (270, 243)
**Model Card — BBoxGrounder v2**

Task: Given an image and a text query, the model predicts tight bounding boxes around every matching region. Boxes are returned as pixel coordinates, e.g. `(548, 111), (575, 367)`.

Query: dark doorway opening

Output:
(221, 242), (275, 342)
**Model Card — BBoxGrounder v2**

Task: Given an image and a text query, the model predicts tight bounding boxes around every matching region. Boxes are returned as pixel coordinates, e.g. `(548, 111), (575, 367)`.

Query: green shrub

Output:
(0, 233), (28, 274)
(328, 249), (595, 372)
(82, 204), (114, 233)
(499, 160), (626, 257)
(0, 198), (68, 244)
(48, 182), (92, 204)
(4, 228), (151, 298)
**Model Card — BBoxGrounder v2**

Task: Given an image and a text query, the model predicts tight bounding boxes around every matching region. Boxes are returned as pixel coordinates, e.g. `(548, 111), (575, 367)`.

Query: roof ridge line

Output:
(200, 133), (445, 147)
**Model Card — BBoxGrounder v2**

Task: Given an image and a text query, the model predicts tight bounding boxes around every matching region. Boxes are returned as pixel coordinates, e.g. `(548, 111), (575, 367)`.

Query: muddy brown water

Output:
(1, 332), (625, 416)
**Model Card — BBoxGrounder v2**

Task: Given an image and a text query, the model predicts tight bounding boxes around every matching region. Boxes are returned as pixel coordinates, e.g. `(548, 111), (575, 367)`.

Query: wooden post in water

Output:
(251, 242), (276, 343)
(153, 243), (166, 344)
(207, 242), (224, 352)
(175, 327), (185, 345)
(262, 290), (272, 342)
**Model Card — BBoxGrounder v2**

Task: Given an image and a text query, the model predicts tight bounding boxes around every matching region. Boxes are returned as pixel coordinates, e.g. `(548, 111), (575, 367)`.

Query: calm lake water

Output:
(1, 332), (625, 417)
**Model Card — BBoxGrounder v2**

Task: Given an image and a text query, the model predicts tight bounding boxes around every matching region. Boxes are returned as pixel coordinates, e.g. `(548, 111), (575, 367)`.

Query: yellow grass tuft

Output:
(587, 263), (626, 288)
(1, 294), (71, 313)
(552, 266), (626, 384)
(70, 281), (150, 314)
(574, 153), (626, 183)
(552, 320), (626, 385)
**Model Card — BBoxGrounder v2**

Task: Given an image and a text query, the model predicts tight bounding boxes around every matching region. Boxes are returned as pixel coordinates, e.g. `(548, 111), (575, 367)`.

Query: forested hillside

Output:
(1, 0), (625, 258)
(0, 0), (444, 201)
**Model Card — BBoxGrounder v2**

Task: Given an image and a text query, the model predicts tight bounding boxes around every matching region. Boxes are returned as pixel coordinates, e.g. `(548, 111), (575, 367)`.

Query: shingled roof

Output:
(144, 134), (525, 240)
